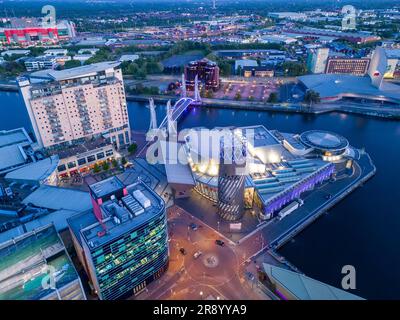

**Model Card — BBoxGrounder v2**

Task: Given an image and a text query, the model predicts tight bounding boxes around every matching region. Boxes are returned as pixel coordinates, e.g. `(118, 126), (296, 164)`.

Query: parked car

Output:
(215, 240), (225, 246)
(193, 251), (202, 259)
(179, 248), (187, 255)
(189, 223), (198, 231)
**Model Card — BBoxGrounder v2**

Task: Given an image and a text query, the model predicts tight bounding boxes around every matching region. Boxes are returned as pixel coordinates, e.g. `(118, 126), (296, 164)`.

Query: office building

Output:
(24, 56), (58, 72)
(242, 66), (274, 78)
(68, 177), (169, 300)
(184, 58), (220, 91)
(307, 48), (329, 74)
(0, 224), (86, 300)
(18, 61), (131, 150)
(325, 57), (370, 76)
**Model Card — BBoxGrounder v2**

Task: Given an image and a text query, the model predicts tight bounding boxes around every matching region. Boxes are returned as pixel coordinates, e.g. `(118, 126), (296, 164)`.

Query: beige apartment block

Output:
(18, 61), (131, 150)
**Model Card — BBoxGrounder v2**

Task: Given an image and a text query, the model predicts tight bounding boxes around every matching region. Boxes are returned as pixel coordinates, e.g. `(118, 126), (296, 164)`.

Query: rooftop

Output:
(263, 263), (364, 300)
(0, 128), (31, 148)
(68, 181), (165, 249)
(89, 176), (125, 199)
(0, 224), (79, 300)
(22, 185), (92, 212)
(5, 155), (59, 184)
(29, 61), (121, 82)
(298, 74), (400, 104)
(0, 128), (33, 173)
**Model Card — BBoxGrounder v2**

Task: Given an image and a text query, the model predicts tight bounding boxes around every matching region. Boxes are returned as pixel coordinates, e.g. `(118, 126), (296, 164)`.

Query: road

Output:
(135, 206), (270, 300)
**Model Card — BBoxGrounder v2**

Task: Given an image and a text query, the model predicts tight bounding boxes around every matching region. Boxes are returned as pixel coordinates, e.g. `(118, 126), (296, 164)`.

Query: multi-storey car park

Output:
(0, 224), (86, 300)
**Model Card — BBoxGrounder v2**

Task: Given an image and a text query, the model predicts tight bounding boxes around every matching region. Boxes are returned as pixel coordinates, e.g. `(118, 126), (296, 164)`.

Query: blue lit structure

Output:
(262, 163), (335, 216)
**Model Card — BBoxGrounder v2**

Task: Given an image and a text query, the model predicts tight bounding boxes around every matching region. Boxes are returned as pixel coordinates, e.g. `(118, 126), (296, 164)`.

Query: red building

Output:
(184, 58), (220, 91)
(0, 20), (75, 46)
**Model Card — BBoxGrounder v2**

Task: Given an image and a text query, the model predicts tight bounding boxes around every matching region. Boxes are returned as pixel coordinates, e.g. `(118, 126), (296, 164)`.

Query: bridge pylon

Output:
(181, 73), (187, 98)
(194, 74), (202, 103)
(148, 98), (157, 131)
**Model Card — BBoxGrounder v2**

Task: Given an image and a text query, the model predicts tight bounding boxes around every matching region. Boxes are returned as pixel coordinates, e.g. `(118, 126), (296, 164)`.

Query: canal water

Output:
(2, 91), (400, 299)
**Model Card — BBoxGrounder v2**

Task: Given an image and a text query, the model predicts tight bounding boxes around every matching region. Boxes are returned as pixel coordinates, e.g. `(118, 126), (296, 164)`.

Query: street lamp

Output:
(200, 291), (203, 300)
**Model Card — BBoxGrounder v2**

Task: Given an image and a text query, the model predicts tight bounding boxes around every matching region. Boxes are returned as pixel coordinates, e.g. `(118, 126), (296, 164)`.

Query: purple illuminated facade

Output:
(263, 163), (335, 217)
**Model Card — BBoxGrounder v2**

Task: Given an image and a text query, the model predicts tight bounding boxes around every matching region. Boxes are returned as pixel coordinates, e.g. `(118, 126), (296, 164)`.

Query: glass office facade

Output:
(89, 211), (168, 300)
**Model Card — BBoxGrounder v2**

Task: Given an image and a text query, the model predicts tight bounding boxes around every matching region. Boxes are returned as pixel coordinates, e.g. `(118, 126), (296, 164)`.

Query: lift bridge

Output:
(137, 74), (202, 157)
(148, 73), (201, 132)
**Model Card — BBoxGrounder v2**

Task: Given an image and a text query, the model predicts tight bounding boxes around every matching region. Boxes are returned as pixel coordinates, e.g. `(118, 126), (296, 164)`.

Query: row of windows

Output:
(57, 149), (114, 172)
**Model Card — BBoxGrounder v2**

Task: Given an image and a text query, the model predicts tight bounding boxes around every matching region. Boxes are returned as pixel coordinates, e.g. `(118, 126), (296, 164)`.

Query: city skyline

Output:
(0, 0), (399, 306)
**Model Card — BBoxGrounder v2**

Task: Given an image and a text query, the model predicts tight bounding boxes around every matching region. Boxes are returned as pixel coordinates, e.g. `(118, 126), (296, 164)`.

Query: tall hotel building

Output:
(18, 61), (130, 150)
(67, 177), (169, 300)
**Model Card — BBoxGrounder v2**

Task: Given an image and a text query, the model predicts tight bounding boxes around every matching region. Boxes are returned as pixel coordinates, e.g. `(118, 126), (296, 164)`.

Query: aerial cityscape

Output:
(0, 0), (399, 305)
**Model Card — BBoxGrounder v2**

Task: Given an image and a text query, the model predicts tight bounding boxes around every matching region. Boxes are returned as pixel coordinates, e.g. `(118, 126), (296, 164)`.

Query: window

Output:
(105, 149), (113, 157)
(77, 158), (87, 166)
(97, 152), (105, 160)
(87, 155), (96, 162)
(67, 161), (76, 169)
(57, 164), (66, 172)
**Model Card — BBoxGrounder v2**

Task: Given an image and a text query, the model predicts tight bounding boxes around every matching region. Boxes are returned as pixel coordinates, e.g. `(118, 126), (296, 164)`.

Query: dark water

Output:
(2, 92), (400, 299)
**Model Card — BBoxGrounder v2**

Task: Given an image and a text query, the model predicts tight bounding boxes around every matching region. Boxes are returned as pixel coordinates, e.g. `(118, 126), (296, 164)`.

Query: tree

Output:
(282, 61), (307, 77)
(267, 92), (279, 103)
(205, 90), (214, 99)
(112, 159), (118, 168)
(303, 90), (321, 106)
(128, 143), (137, 155)
(102, 162), (110, 171)
(93, 163), (101, 173)
(218, 61), (232, 77)
(64, 60), (81, 69)
(121, 157), (128, 166)
(234, 92), (241, 101)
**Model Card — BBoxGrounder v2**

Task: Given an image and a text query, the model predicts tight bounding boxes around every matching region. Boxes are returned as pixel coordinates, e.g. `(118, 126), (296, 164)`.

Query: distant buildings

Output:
(307, 48), (329, 74)
(325, 57), (371, 76)
(0, 224), (86, 300)
(284, 27), (381, 44)
(1, 49), (30, 57)
(0, 18), (76, 46)
(258, 34), (297, 45)
(235, 59), (258, 73)
(299, 47), (400, 105)
(308, 47), (372, 76)
(242, 66), (274, 78)
(68, 177), (169, 300)
(268, 12), (308, 21)
(118, 54), (139, 63)
(184, 58), (220, 91)
(18, 61), (131, 150)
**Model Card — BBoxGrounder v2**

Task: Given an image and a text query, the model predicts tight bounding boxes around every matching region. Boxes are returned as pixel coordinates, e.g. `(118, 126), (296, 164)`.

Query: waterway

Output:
(2, 91), (400, 299)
